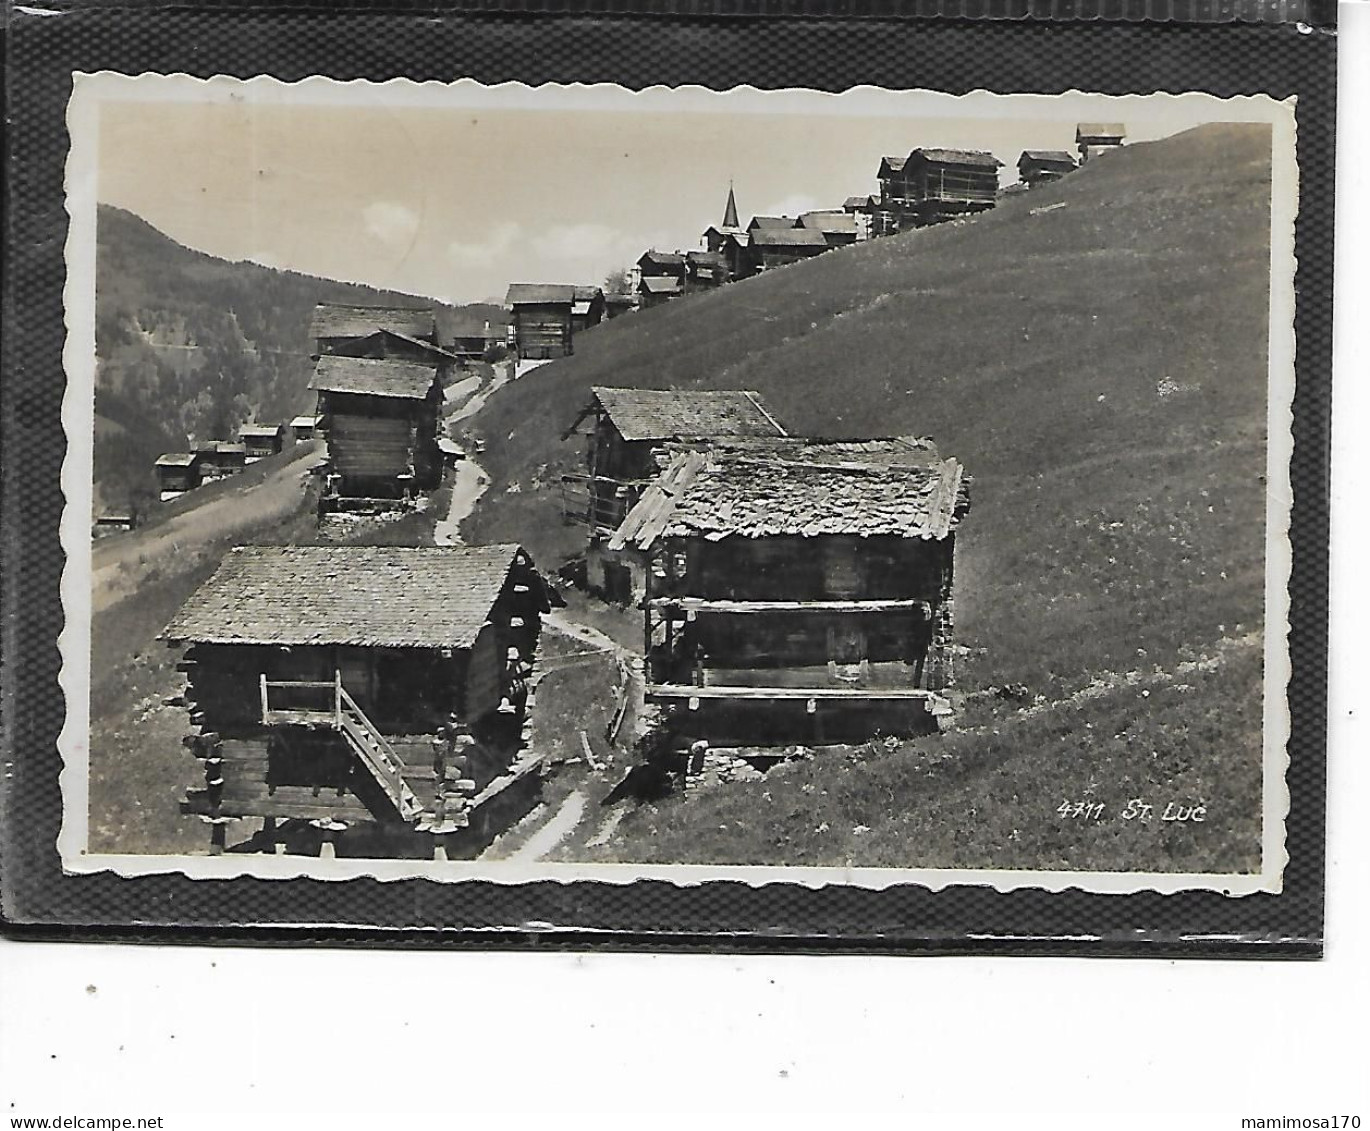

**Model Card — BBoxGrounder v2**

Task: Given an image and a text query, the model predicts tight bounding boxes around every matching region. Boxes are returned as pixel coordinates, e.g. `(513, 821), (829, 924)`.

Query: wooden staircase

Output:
(260, 672), (423, 823)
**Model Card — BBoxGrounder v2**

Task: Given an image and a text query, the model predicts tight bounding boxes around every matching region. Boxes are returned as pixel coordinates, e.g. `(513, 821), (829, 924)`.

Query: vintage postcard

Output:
(58, 73), (1296, 895)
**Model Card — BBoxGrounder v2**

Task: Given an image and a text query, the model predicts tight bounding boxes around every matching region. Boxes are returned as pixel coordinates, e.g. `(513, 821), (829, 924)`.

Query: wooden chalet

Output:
(748, 227), (830, 271)
(194, 441), (247, 481)
(436, 310), (510, 361)
(309, 355), (443, 501)
(93, 511), (138, 536)
(797, 210), (859, 248)
(165, 544), (552, 857)
(1076, 122), (1126, 162)
(608, 437), (971, 745)
(571, 286), (607, 333)
(638, 276), (683, 309)
(155, 452), (201, 500)
(637, 250), (687, 284)
(289, 415), (321, 443)
(311, 304), (436, 357)
(561, 386), (787, 604)
(505, 283), (576, 360)
(238, 423), (285, 462)
(685, 250), (727, 291)
(1018, 150), (1077, 187)
(894, 149), (1003, 228)
(875, 157), (908, 235)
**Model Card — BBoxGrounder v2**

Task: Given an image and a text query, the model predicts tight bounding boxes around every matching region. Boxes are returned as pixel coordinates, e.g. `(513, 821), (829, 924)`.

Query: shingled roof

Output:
(591, 387), (787, 443)
(1020, 150), (1077, 164)
(798, 211), (858, 234)
(506, 283), (577, 306)
(309, 355), (439, 400)
(1076, 123), (1127, 140)
(163, 544), (531, 649)
(311, 304), (435, 342)
(609, 439), (966, 549)
(639, 277), (683, 296)
(749, 228), (830, 249)
(908, 148), (1004, 169)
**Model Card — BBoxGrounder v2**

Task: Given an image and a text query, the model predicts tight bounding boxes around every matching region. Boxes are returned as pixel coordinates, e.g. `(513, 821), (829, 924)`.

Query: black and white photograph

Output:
(60, 73), (1296, 893)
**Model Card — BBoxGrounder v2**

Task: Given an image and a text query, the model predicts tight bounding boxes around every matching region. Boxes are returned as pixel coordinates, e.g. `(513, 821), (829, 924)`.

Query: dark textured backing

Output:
(0, 4), (1333, 954)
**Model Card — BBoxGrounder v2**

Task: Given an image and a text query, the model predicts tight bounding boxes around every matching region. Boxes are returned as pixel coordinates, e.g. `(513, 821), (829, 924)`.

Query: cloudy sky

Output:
(92, 79), (1278, 305)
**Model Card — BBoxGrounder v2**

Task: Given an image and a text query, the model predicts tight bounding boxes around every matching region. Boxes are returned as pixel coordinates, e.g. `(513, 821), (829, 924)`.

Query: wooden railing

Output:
(259, 672), (421, 822)
(560, 473), (639, 531)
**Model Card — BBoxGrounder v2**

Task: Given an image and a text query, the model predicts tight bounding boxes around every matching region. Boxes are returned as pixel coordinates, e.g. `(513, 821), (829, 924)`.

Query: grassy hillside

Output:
(465, 123), (1275, 872)
(93, 205), (438, 512)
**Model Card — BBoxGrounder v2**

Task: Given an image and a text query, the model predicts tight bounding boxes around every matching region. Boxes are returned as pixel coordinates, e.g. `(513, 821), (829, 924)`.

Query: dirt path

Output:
(449, 359), (514, 426)
(433, 458), (489, 546)
(91, 441), (322, 612)
(504, 789), (589, 862)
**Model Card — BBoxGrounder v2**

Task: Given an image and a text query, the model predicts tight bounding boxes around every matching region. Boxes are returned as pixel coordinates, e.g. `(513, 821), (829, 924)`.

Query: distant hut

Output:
(166, 543), (552, 856)
(637, 276), (683, 310)
(93, 511), (138, 537)
(437, 310), (510, 362)
(310, 304), (437, 358)
(155, 453), (201, 500)
(896, 149), (1003, 228)
(505, 283), (577, 360)
(571, 286), (607, 334)
(610, 436), (971, 745)
(561, 386), (788, 604)
(685, 250), (727, 292)
(720, 231), (755, 283)
(843, 195), (878, 241)
(309, 355), (443, 502)
(875, 157), (908, 235)
(748, 227), (830, 271)
(194, 441), (247, 482)
(1017, 150), (1078, 187)
(797, 210), (859, 248)
(238, 423), (285, 463)
(1075, 123), (1127, 162)
(289, 415), (321, 444)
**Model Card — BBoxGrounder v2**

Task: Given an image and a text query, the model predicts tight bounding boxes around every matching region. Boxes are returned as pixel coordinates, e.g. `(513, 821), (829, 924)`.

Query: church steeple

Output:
(722, 182), (739, 229)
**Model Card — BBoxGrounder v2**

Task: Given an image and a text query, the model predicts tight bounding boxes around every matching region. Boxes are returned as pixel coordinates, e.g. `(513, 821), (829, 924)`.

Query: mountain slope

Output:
(468, 123), (1274, 703)
(93, 205), (437, 511)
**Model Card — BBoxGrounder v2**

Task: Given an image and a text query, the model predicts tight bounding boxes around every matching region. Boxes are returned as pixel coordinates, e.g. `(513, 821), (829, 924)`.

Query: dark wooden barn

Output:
(309, 355), (443, 501)
(637, 276), (683, 309)
(439, 310), (511, 361)
(571, 286), (607, 333)
(561, 386), (788, 604)
(194, 441), (247, 481)
(895, 149), (1003, 228)
(165, 543), (552, 857)
(505, 283), (576, 360)
(603, 293), (637, 320)
(1076, 122), (1127, 162)
(238, 423), (285, 462)
(155, 452), (201, 500)
(608, 437), (971, 746)
(875, 156), (908, 235)
(1018, 150), (1078, 187)
(685, 250), (727, 291)
(311, 304), (437, 357)
(289, 415), (321, 443)
(636, 249), (687, 283)
(748, 227), (830, 270)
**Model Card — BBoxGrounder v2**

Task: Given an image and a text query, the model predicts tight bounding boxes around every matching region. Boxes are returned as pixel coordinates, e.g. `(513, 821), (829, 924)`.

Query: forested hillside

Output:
(93, 205), (437, 511)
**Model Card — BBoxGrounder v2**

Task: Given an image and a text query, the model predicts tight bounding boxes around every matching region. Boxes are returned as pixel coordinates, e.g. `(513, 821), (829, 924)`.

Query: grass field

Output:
(462, 123), (1276, 874)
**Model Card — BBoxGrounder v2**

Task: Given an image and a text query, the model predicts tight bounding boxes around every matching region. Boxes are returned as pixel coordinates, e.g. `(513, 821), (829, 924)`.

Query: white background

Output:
(2, 8), (1367, 1120)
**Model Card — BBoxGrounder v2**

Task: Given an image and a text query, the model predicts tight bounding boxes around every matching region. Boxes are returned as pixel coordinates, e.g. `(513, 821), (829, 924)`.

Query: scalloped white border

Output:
(57, 73), (1296, 897)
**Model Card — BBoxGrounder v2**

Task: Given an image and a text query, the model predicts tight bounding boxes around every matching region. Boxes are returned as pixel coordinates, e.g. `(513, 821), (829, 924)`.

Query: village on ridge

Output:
(119, 125), (1129, 859)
